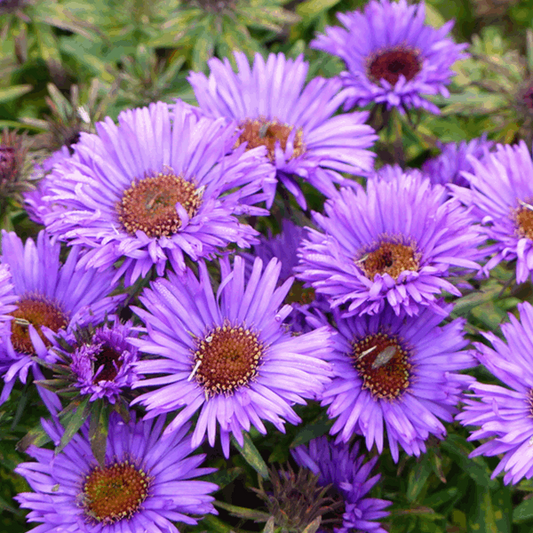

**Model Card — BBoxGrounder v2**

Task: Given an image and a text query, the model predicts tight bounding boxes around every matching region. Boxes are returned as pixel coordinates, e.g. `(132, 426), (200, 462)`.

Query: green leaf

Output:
(514, 497), (533, 523)
(202, 467), (243, 490)
(214, 500), (271, 521)
(0, 85), (32, 104)
(231, 433), (269, 480)
(200, 513), (243, 533)
(407, 456), (433, 503)
(57, 396), (91, 453)
(296, 0), (342, 19)
(17, 423), (52, 453)
(89, 400), (108, 467)
(441, 435), (497, 489)
(289, 409), (332, 449)
(467, 485), (512, 533)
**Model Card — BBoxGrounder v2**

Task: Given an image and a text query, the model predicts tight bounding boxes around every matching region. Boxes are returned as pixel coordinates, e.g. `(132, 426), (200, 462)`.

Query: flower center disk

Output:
(193, 324), (264, 397)
(94, 343), (122, 382)
(236, 119), (305, 161)
(368, 48), (421, 85)
(351, 333), (411, 400)
(10, 296), (68, 354)
(82, 461), (151, 524)
(358, 240), (420, 281)
(515, 203), (533, 239)
(117, 172), (202, 238)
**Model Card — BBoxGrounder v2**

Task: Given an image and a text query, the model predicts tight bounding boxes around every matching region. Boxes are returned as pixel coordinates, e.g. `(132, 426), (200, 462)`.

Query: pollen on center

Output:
(235, 118), (305, 162)
(82, 460), (152, 524)
(357, 237), (420, 281)
(191, 322), (264, 397)
(117, 172), (203, 238)
(351, 332), (412, 400)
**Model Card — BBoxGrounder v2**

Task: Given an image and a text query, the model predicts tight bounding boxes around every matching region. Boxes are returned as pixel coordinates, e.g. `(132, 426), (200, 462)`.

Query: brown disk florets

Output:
(191, 322), (264, 398)
(351, 332), (412, 400)
(515, 202), (533, 240)
(117, 172), (203, 238)
(94, 344), (122, 382)
(367, 47), (422, 86)
(235, 118), (305, 162)
(357, 238), (420, 281)
(82, 460), (152, 524)
(10, 295), (69, 354)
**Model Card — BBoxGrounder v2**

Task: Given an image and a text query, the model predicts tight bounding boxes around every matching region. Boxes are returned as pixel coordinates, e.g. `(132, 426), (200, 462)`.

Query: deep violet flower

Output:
(131, 256), (333, 457)
(451, 141), (533, 284)
(51, 318), (139, 404)
(313, 304), (474, 462)
(0, 230), (123, 411)
(42, 101), (275, 286)
(311, 0), (468, 113)
(188, 51), (377, 209)
(15, 413), (218, 532)
(422, 135), (495, 187)
(457, 302), (533, 485)
(297, 171), (484, 317)
(292, 436), (391, 533)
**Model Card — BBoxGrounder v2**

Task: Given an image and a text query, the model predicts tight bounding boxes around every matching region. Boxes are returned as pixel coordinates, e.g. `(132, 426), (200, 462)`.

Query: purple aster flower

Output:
(42, 101), (275, 287)
(422, 134), (495, 187)
(52, 318), (139, 404)
(457, 302), (533, 485)
(297, 171), (484, 317)
(188, 51), (377, 209)
(0, 263), (16, 325)
(292, 436), (391, 533)
(311, 0), (468, 113)
(451, 141), (533, 284)
(15, 412), (218, 532)
(0, 230), (123, 411)
(312, 303), (474, 462)
(131, 256), (333, 457)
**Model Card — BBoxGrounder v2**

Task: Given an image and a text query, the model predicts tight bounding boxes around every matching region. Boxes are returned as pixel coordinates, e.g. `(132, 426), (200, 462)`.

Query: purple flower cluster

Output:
(2, 2), (496, 529)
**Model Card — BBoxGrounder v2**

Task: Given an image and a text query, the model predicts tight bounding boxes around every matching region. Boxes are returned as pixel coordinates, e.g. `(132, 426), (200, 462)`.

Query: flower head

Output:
(188, 51), (377, 209)
(131, 256), (333, 457)
(292, 437), (391, 533)
(311, 0), (468, 112)
(422, 135), (495, 187)
(297, 172), (483, 317)
(42, 100), (275, 286)
(451, 141), (533, 284)
(15, 413), (218, 532)
(314, 304), (474, 461)
(49, 318), (139, 404)
(457, 302), (533, 485)
(0, 231), (123, 410)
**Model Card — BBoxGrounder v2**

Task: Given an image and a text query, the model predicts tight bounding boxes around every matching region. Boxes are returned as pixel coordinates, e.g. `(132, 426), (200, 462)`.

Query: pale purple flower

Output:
(313, 303), (474, 462)
(297, 171), (484, 317)
(42, 101), (275, 286)
(188, 51), (377, 209)
(131, 256), (333, 457)
(311, 0), (468, 112)
(15, 413), (218, 532)
(457, 301), (533, 485)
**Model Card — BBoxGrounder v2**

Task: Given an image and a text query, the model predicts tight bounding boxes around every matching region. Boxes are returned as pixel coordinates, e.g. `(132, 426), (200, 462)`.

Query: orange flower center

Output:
(368, 48), (421, 86)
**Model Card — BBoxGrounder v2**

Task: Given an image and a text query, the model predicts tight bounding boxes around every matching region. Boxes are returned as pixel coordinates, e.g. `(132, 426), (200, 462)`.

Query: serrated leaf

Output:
(0, 85), (32, 104)
(231, 433), (269, 480)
